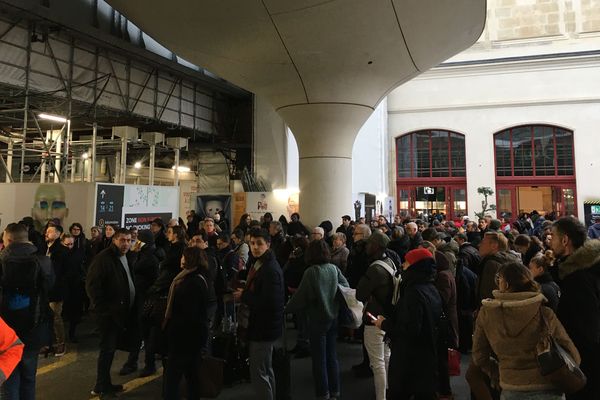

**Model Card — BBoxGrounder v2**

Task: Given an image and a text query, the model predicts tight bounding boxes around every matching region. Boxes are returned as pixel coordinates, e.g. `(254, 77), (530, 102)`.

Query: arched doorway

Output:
(395, 130), (467, 222)
(494, 125), (577, 220)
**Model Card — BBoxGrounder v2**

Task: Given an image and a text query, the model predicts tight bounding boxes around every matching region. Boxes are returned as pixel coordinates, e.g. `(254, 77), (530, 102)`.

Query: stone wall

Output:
(474, 0), (600, 44)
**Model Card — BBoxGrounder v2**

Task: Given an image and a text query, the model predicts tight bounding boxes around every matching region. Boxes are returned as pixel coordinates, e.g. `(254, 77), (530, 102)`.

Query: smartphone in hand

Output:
(366, 311), (377, 322)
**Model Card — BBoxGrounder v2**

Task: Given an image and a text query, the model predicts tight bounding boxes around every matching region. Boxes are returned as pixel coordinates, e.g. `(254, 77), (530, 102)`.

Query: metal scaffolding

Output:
(0, 11), (251, 184)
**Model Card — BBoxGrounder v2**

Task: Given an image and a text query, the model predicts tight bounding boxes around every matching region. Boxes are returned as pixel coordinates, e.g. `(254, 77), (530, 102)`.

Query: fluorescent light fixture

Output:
(81, 152), (89, 159)
(134, 161), (142, 169)
(38, 113), (68, 123)
(171, 165), (191, 172)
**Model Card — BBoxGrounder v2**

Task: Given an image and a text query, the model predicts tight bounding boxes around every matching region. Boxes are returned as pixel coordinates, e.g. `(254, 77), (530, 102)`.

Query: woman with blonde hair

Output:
(471, 262), (580, 400)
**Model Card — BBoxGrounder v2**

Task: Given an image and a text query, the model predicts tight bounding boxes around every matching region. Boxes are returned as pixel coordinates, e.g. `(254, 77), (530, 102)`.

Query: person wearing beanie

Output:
(374, 248), (443, 399)
(319, 220), (334, 248)
(356, 231), (397, 400)
(488, 219), (502, 232)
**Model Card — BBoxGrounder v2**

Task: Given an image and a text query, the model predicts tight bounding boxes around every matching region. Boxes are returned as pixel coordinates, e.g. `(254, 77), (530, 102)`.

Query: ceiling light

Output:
(134, 161), (142, 169)
(81, 152), (89, 159)
(38, 113), (68, 123)
(171, 165), (191, 172)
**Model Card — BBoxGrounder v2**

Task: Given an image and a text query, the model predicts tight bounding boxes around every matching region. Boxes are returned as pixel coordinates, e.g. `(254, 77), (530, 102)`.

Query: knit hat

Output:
(138, 230), (154, 245)
(405, 248), (433, 265)
(367, 230), (390, 249)
(319, 220), (333, 234)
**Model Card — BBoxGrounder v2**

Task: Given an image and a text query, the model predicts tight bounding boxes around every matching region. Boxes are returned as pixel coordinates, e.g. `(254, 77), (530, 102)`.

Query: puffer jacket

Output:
(473, 290), (580, 392)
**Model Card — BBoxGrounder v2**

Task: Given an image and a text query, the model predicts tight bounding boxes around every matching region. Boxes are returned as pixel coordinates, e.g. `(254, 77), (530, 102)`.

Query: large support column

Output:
(279, 104), (372, 228)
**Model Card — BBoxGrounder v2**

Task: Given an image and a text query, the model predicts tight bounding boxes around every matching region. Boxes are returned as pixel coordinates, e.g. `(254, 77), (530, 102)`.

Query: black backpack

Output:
(0, 253), (47, 336)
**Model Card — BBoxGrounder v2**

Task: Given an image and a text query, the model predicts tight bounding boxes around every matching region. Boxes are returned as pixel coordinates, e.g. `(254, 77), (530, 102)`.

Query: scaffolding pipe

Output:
(6, 139), (13, 182)
(91, 122), (97, 182)
(115, 151), (120, 183)
(64, 119), (71, 182)
(70, 152), (76, 183)
(149, 144), (155, 185)
(120, 137), (127, 184)
(0, 154), (13, 183)
(174, 148), (180, 187)
(54, 130), (62, 183)
(20, 23), (32, 183)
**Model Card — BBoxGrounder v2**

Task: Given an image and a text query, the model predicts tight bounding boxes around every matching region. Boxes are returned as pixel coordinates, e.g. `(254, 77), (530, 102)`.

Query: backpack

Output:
(0, 252), (47, 336)
(371, 257), (402, 308)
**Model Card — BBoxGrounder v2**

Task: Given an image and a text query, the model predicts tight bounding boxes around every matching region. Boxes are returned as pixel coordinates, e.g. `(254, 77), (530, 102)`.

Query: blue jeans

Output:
(1, 350), (39, 400)
(309, 319), (340, 399)
(501, 390), (564, 400)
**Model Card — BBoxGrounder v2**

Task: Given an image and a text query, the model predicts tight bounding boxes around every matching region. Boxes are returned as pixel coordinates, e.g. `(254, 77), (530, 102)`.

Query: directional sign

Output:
(424, 186), (435, 195)
(95, 184), (124, 227)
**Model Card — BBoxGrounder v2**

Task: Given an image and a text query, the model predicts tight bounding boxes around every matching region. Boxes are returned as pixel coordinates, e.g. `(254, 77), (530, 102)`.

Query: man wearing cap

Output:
(588, 215), (600, 239)
(336, 215), (355, 249)
(356, 231), (397, 400)
(375, 248), (442, 400)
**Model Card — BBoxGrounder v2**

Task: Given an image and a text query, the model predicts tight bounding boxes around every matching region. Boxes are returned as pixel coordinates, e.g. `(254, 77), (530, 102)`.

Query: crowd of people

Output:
(0, 208), (598, 400)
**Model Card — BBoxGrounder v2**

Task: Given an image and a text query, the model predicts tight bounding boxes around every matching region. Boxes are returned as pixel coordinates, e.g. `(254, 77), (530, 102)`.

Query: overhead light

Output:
(38, 113), (68, 123)
(171, 165), (191, 172)
(134, 161), (142, 169)
(81, 152), (89, 159)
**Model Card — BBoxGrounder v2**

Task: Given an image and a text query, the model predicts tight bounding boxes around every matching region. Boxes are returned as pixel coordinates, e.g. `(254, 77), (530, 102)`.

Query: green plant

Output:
(475, 186), (496, 219)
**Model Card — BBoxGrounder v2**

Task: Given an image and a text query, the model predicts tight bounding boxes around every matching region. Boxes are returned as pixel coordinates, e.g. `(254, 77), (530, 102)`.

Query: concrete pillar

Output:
(279, 104), (372, 227)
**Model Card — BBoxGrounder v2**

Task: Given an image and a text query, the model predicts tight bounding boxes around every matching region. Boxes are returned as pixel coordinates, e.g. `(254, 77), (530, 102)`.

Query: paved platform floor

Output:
(35, 318), (471, 399)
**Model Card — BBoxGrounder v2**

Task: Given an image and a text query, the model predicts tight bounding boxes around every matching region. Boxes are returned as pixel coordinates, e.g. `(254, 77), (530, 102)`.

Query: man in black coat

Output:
(234, 228), (284, 400)
(553, 217), (600, 400)
(336, 215), (355, 249)
(86, 228), (138, 398)
(406, 222), (423, 250)
(376, 248), (442, 400)
(43, 225), (69, 356)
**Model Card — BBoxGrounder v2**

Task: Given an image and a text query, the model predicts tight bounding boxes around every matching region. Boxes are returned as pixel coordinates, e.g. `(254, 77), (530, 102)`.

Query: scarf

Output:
(163, 267), (198, 329)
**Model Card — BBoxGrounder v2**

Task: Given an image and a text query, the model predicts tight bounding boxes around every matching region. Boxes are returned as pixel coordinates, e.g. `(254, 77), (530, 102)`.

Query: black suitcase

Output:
(212, 332), (249, 386)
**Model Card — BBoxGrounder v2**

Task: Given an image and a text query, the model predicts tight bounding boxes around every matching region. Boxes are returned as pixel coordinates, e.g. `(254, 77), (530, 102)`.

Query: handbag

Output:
(448, 348), (461, 376)
(337, 284), (364, 329)
(142, 294), (168, 326)
(536, 308), (586, 394)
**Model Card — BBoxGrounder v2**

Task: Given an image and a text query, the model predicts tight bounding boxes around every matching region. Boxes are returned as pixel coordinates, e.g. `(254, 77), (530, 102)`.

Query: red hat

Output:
(405, 248), (433, 265)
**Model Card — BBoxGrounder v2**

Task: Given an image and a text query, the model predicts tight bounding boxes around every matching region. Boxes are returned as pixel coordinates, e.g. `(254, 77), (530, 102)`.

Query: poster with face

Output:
(0, 183), (95, 232)
(196, 194), (232, 223)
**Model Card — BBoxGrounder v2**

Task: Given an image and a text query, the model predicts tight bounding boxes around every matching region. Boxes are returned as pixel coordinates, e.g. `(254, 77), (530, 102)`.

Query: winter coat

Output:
(588, 223), (600, 239)
(408, 232), (423, 250)
(286, 263), (348, 332)
(0, 317), (23, 386)
(438, 240), (459, 276)
(346, 239), (369, 288)
(534, 271), (560, 312)
(0, 242), (54, 346)
(283, 249), (307, 290)
(86, 245), (137, 328)
(132, 243), (160, 297)
(473, 290), (580, 392)
(241, 250), (285, 342)
(270, 232), (291, 268)
(356, 256), (397, 323)
(336, 224), (354, 249)
(434, 252), (459, 349)
(150, 241), (186, 296)
(330, 246), (349, 274)
(477, 251), (520, 302)
(166, 273), (209, 354)
(45, 241), (69, 302)
(556, 240), (600, 399)
(287, 221), (310, 237)
(467, 231), (482, 248)
(381, 257), (443, 396)
(387, 236), (410, 263)
(458, 242), (481, 273)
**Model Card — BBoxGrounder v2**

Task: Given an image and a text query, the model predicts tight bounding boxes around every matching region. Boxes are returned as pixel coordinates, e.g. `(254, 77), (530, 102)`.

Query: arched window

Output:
(494, 125), (576, 219)
(396, 130), (466, 178)
(395, 130), (467, 221)
(494, 125), (574, 177)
